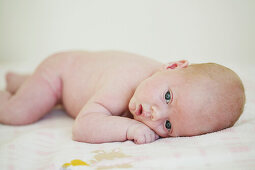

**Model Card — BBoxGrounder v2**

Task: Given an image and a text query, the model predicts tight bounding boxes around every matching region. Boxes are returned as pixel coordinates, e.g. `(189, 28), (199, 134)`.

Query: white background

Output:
(0, 0), (254, 66)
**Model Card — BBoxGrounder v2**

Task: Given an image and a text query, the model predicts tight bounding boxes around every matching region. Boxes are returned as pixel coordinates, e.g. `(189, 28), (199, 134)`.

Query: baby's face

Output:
(129, 67), (217, 137)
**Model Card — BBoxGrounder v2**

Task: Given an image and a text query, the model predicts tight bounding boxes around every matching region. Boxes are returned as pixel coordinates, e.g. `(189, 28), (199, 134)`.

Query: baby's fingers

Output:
(149, 133), (159, 143)
(134, 136), (146, 144)
(145, 133), (152, 143)
(149, 133), (156, 142)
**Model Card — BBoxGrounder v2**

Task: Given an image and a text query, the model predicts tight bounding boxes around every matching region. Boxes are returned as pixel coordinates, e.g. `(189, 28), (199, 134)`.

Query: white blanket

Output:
(0, 62), (254, 170)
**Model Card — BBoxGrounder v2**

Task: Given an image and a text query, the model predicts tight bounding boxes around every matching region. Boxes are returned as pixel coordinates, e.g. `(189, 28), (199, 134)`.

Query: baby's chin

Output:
(128, 97), (136, 112)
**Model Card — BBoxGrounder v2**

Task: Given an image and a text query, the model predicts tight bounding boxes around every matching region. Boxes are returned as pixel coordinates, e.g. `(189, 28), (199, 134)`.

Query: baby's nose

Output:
(142, 104), (162, 121)
(141, 104), (151, 117)
(150, 106), (160, 121)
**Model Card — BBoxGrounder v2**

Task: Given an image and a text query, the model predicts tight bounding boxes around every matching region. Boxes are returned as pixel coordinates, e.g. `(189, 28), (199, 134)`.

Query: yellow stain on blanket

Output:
(62, 159), (89, 168)
(90, 149), (133, 170)
(61, 149), (132, 169)
(92, 149), (130, 161)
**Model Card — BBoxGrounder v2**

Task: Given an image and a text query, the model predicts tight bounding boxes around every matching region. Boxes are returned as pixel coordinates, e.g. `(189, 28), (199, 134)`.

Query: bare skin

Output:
(0, 51), (163, 144)
(5, 72), (29, 95)
(0, 51), (245, 144)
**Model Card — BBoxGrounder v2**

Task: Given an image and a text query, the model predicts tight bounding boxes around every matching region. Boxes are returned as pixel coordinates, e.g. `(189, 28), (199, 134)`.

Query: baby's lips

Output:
(135, 104), (143, 116)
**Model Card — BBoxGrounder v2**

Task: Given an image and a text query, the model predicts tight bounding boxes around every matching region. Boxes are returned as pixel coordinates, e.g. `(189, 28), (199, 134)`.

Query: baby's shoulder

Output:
(94, 82), (134, 115)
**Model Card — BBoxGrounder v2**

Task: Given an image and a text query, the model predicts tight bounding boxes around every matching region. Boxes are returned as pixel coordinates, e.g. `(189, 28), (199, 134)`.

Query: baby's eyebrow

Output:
(160, 92), (165, 103)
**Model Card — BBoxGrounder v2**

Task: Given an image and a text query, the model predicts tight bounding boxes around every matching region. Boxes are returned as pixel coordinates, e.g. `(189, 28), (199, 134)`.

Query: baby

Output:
(0, 51), (245, 144)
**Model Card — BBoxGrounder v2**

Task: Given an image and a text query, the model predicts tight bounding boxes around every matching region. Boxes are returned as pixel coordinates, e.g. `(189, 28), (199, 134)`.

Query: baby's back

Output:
(53, 51), (161, 117)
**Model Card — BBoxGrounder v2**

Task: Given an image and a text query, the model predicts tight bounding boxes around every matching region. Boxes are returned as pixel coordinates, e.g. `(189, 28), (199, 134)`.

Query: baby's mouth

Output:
(135, 104), (143, 116)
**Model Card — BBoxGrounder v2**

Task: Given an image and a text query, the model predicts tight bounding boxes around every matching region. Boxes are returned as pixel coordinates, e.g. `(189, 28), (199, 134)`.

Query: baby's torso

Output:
(52, 51), (162, 117)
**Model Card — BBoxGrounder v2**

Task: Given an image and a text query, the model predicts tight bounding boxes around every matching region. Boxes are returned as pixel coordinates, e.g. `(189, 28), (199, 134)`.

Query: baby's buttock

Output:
(35, 51), (96, 118)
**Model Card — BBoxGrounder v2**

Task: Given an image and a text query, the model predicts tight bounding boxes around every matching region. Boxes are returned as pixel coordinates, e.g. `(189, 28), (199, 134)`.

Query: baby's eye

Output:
(165, 90), (172, 104)
(165, 120), (172, 131)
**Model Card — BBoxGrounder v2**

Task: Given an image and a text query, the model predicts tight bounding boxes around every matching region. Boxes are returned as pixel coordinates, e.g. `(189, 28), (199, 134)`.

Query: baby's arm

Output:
(72, 102), (159, 144)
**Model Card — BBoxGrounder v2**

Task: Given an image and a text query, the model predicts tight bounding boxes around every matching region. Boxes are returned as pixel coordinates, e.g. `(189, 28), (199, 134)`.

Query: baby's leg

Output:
(0, 68), (62, 125)
(5, 72), (30, 94)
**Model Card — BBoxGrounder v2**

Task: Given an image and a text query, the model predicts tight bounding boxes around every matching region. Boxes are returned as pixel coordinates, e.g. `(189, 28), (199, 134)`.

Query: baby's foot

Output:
(5, 72), (28, 94)
(0, 91), (11, 124)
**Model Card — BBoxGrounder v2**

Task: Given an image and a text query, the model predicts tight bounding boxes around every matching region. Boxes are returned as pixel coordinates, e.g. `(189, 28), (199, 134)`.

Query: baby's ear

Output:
(163, 60), (189, 70)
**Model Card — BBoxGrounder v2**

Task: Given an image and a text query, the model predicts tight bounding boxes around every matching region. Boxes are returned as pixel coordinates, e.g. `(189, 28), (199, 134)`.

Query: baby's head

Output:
(129, 60), (245, 137)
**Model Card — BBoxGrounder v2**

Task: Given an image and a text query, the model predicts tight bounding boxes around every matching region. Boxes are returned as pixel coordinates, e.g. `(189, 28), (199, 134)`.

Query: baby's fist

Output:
(127, 123), (159, 144)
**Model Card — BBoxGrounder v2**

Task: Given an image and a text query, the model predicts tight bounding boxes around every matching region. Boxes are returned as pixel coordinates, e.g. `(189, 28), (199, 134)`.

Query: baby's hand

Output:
(127, 123), (159, 144)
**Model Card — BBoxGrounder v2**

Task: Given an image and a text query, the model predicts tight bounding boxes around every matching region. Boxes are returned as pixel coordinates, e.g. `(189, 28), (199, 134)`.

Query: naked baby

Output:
(0, 51), (245, 144)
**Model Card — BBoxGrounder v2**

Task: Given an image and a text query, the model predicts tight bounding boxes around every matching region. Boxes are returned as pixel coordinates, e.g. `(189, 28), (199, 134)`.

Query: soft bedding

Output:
(0, 62), (255, 170)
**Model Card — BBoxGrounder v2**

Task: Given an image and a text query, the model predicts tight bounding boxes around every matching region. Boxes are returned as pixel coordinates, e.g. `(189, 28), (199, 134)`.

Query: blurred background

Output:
(0, 0), (254, 70)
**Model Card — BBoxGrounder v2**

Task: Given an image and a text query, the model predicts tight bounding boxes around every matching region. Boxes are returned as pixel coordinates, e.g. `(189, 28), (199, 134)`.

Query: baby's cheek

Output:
(151, 126), (167, 138)
(157, 131), (169, 138)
